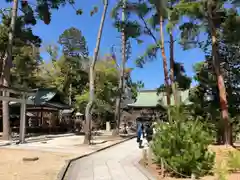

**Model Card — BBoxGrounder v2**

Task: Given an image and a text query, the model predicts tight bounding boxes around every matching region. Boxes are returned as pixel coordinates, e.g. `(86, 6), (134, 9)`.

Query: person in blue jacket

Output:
(137, 123), (145, 148)
(137, 123), (142, 143)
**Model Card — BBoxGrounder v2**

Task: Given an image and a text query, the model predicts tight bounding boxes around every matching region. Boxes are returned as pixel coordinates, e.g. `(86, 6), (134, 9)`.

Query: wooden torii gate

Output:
(0, 85), (35, 143)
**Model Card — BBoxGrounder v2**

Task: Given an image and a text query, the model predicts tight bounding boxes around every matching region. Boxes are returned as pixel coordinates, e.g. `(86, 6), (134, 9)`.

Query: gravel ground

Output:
(0, 148), (75, 180)
(0, 135), (133, 180)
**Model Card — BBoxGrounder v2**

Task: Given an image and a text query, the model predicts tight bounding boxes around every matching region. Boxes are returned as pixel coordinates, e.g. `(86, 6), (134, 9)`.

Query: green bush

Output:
(227, 151), (240, 172)
(214, 161), (229, 180)
(151, 106), (215, 178)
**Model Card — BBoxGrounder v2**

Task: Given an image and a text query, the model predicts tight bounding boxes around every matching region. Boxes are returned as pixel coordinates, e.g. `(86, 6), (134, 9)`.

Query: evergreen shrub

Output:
(151, 106), (215, 177)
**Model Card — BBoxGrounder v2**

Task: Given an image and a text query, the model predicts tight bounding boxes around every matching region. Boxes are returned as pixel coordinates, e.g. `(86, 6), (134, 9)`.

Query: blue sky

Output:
(1, 0), (205, 89)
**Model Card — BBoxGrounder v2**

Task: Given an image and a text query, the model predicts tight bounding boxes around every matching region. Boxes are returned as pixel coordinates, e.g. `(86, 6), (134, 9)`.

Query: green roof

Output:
(10, 88), (70, 109)
(44, 102), (70, 109)
(28, 88), (57, 105)
(127, 89), (191, 108)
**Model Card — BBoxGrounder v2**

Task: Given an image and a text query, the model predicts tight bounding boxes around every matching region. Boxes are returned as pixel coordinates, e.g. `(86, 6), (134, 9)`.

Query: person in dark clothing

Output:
(141, 124), (144, 137)
(137, 123), (142, 143)
(145, 124), (153, 143)
(139, 123), (145, 148)
(137, 123), (145, 148)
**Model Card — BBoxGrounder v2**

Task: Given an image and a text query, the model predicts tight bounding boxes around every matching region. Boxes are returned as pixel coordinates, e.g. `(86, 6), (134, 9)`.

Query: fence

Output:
(142, 147), (204, 180)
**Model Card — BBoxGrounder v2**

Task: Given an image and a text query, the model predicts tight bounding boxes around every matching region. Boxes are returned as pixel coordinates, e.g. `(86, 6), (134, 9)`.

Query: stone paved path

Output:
(63, 138), (156, 180)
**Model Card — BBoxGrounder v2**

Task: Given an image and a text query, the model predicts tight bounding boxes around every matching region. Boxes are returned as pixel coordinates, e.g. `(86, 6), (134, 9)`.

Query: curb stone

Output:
(24, 133), (74, 143)
(57, 135), (136, 180)
(0, 142), (12, 147)
(0, 133), (75, 147)
(133, 159), (157, 180)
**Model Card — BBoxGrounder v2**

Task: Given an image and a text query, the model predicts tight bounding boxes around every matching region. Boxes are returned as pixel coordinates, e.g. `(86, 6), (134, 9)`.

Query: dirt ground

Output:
(141, 145), (240, 180)
(0, 148), (76, 180)
(0, 135), (131, 180)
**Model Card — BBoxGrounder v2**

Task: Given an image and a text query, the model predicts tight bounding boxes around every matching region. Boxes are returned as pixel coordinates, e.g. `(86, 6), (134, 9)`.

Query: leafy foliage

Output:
(136, 43), (159, 68)
(58, 27), (88, 58)
(151, 106), (215, 177)
(6, 0), (77, 25)
(185, 5), (240, 142)
(41, 35), (89, 105)
(157, 62), (192, 94)
(75, 58), (119, 114)
(126, 80), (144, 101)
(227, 151), (240, 172)
(111, 0), (143, 40)
(0, 12), (42, 89)
(40, 55), (88, 100)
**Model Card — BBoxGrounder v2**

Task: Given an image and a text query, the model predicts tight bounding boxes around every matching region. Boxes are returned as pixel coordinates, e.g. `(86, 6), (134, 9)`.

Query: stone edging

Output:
(0, 133), (75, 147)
(57, 135), (136, 180)
(0, 142), (11, 147)
(133, 159), (157, 180)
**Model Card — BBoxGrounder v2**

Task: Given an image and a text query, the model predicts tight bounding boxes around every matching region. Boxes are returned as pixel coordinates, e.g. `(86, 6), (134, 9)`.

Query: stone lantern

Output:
(75, 112), (83, 134)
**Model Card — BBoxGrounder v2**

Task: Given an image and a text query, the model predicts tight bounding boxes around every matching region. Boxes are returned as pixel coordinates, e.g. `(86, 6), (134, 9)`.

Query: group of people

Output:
(137, 122), (155, 148)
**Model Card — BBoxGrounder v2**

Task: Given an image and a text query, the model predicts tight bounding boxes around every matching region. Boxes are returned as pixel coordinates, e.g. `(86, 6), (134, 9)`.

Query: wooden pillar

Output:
(40, 108), (43, 125)
(19, 94), (26, 143)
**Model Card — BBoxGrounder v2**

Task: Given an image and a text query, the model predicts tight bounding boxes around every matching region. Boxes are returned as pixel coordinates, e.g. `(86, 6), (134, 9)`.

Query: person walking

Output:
(145, 123), (153, 143)
(137, 123), (142, 143)
(137, 123), (145, 148)
(139, 123), (145, 148)
(152, 122), (157, 135)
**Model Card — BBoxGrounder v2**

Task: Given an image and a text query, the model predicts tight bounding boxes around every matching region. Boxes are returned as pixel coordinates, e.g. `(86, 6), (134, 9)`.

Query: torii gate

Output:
(0, 85), (35, 143)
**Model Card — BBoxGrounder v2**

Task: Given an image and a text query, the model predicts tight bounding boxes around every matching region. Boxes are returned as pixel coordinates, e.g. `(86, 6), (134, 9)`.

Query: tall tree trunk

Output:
(0, 52), (6, 86)
(84, 0), (108, 144)
(169, 31), (178, 105)
(69, 67), (72, 106)
(159, 16), (171, 106)
(69, 83), (72, 106)
(113, 0), (126, 136)
(2, 0), (18, 140)
(209, 14), (231, 145)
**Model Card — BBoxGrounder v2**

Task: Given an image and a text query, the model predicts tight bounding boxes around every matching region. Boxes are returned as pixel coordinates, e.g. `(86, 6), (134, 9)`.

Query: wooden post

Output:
(147, 145), (152, 164)
(40, 109), (43, 125)
(142, 148), (147, 167)
(161, 158), (165, 178)
(19, 94), (26, 143)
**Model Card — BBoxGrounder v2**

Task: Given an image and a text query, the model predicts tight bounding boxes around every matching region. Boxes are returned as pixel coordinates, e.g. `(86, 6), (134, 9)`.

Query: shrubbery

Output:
(151, 106), (215, 177)
(227, 151), (240, 172)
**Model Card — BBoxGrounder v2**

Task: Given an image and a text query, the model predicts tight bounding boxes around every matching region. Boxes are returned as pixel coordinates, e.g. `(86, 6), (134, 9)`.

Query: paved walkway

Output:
(63, 138), (156, 180)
